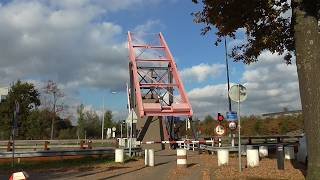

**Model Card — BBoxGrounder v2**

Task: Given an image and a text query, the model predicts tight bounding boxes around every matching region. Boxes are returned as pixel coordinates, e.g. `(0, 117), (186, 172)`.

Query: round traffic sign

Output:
(229, 84), (247, 102)
(112, 127), (116, 131)
(215, 124), (226, 136)
(228, 121), (237, 130)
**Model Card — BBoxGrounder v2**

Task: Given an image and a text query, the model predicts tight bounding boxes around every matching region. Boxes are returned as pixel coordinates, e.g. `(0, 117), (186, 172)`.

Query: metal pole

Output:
(12, 117), (15, 170)
(102, 95), (105, 141)
(129, 108), (133, 157)
(225, 38), (232, 112)
(120, 123), (123, 139)
(238, 84), (242, 172)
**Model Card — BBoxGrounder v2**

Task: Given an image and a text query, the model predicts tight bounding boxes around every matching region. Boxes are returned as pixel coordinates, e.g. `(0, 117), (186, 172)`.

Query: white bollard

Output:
(177, 148), (187, 168)
(247, 149), (259, 167)
(115, 149), (124, 163)
(145, 149), (149, 166)
(284, 146), (295, 160)
(217, 149), (229, 166)
(259, 146), (268, 157)
(148, 149), (155, 167)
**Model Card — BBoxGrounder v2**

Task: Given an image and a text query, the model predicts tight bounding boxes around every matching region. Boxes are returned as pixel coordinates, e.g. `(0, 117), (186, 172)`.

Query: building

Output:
(261, 109), (302, 118)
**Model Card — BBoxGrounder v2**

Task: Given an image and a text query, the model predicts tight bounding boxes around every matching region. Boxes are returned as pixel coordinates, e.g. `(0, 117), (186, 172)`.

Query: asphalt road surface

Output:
(0, 149), (209, 180)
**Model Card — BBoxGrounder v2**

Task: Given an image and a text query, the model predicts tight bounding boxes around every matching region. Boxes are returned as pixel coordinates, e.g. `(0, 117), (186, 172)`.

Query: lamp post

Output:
(101, 91), (117, 141)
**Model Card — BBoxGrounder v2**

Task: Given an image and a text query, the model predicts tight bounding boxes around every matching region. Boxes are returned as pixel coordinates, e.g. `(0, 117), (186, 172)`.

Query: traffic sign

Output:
(229, 84), (247, 102)
(112, 127), (116, 131)
(228, 121), (237, 130)
(215, 124), (226, 136)
(226, 111), (238, 121)
(126, 110), (138, 124)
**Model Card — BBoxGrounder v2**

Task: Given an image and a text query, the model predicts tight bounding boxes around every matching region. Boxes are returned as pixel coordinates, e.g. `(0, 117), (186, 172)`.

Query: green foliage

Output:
(76, 104), (103, 139)
(77, 104), (86, 138)
(58, 127), (77, 139)
(280, 119), (289, 134)
(24, 109), (51, 139)
(204, 115), (213, 124)
(253, 120), (263, 135)
(84, 110), (101, 138)
(104, 110), (114, 129)
(0, 80), (41, 139)
(0, 81), (76, 140)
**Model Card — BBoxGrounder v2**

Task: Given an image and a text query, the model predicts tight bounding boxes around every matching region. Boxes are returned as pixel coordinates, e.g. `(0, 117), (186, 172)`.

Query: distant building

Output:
(261, 109), (302, 118)
(0, 87), (9, 102)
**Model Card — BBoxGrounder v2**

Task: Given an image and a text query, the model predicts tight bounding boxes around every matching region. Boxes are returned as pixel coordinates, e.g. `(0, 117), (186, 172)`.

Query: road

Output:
(0, 149), (211, 180)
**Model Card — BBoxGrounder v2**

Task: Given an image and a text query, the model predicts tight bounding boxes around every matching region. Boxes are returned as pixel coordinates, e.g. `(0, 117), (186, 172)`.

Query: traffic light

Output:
(217, 113), (224, 122)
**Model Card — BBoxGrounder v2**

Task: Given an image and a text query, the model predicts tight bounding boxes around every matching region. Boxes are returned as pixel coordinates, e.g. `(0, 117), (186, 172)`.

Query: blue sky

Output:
(0, 0), (301, 121)
(79, 0), (244, 113)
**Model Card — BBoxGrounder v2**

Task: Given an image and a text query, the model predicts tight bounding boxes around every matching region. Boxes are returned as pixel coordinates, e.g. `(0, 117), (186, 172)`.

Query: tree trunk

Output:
(294, 2), (320, 179)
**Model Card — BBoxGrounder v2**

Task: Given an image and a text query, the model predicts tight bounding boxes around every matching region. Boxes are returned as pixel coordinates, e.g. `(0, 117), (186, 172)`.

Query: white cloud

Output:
(188, 51), (301, 119)
(0, 0), (168, 123)
(180, 63), (225, 83)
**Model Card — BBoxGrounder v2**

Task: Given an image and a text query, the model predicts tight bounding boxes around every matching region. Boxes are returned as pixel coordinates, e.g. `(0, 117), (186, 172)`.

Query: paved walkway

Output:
(1, 149), (210, 180)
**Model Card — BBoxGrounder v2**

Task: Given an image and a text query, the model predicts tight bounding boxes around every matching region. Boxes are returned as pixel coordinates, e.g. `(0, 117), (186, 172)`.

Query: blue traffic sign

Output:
(226, 111), (238, 121)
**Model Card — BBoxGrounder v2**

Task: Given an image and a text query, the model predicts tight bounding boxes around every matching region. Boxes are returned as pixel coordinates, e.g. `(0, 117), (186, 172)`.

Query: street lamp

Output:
(101, 91), (117, 141)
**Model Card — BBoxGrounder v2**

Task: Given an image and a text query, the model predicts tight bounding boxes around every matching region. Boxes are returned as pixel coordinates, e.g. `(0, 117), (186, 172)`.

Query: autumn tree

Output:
(192, 0), (319, 178)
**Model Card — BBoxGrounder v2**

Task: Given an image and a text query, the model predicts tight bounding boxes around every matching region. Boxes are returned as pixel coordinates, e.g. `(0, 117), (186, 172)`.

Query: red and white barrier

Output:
(139, 140), (214, 145)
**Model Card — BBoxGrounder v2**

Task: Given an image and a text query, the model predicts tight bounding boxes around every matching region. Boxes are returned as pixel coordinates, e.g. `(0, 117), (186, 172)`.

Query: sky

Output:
(0, 0), (301, 122)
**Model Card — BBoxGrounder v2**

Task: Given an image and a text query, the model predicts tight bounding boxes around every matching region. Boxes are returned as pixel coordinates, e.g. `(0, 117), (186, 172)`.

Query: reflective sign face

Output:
(226, 111), (238, 121)
(215, 124), (226, 136)
(228, 121), (237, 130)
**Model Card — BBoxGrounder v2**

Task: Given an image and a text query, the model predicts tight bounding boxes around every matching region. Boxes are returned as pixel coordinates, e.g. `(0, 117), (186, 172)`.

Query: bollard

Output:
(284, 146), (295, 160)
(259, 146), (268, 158)
(177, 148), (187, 168)
(217, 149), (229, 166)
(247, 148), (259, 167)
(115, 149), (124, 163)
(277, 144), (284, 170)
(44, 141), (50, 151)
(148, 149), (154, 167)
(145, 149), (149, 166)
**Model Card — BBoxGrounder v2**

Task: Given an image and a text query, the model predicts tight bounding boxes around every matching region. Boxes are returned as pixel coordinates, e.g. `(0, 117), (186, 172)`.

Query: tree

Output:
(84, 110), (101, 138)
(43, 80), (64, 140)
(103, 110), (114, 129)
(77, 104), (86, 139)
(0, 80), (40, 139)
(25, 109), (51, 139)
(192, 0), (319, 178)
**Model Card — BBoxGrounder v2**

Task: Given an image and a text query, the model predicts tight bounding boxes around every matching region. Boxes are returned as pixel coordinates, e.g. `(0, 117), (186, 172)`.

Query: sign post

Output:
(126, 109), (138, 157)
(229, 84), (247, 173)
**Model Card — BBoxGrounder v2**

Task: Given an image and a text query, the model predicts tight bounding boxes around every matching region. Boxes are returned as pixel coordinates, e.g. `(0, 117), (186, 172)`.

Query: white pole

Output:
(238, 84), (242, 172)
(148, 149), (155, 167)
(102, 95), (105, 141)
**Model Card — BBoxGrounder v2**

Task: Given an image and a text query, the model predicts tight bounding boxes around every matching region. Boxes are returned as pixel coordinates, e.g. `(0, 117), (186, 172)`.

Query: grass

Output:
(0, 157), (114, 173)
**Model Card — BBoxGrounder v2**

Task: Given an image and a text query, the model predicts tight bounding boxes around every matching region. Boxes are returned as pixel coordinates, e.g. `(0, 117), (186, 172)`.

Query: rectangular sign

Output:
(226, 111), (238, 121)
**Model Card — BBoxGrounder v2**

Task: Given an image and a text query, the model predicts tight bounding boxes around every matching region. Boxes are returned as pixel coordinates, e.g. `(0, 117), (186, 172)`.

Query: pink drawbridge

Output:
(128, 32), (193, 118)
